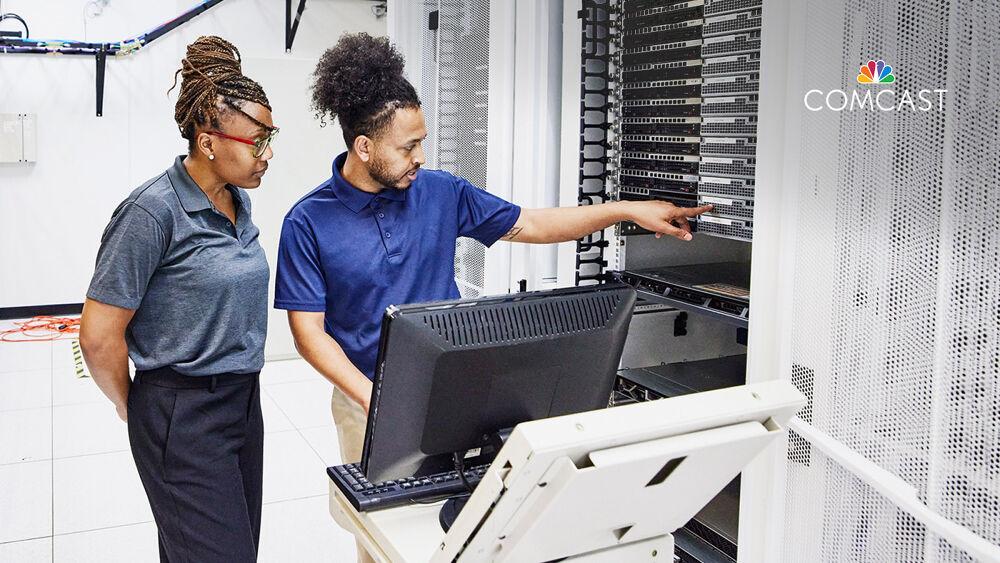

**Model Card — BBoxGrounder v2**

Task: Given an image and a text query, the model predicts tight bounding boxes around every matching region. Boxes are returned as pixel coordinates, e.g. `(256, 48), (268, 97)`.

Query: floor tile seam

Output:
(51, 518), (156, 538)
(0, 534), (52, 546)
(50, 399), (110, 409)
(0, 458), (52, 468)
(262, 493), (328, 506)
(0, 429), (329, 465)
(0, 368), (58, 376)
(32, 495), (330, 537)
(54, 448), (132, 463)
(262, 380), (339, 434)
(0, 399), (114, 414)
(0, 369), (53, 376)
(0, 456), (56, 466)
(49, 449), (132, 462)
(1, 447), (143, 466)
(292, 423), (337, 432)
(262, 387), (328, 466)
(260, 377), (325, 389)
(0, 404), (56, 414)
(261, 385), (298, 424)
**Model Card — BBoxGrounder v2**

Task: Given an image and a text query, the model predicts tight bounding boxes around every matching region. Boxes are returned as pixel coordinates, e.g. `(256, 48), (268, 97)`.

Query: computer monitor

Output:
(360, 283), (637, 483)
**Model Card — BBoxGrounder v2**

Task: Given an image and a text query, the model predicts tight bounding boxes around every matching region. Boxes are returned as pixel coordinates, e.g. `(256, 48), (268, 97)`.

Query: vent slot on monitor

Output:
(422, 293), (623, 346)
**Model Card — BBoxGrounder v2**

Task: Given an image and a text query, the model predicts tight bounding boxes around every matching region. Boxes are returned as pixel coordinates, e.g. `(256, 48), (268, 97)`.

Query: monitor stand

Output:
(439, 496), (468, 532)
(438, 427), (514, 532)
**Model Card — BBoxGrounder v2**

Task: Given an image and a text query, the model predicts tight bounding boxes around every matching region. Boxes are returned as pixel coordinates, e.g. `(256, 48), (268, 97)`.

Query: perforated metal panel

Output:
(781, 0), (1000, 561)
(423, 0), (491, 297)
(420, 0), (440, 169)
(785, 434), (938, 561)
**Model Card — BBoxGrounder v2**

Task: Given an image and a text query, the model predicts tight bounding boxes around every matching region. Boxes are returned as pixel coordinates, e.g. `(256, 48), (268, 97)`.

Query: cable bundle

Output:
(0, 316), (80, 342)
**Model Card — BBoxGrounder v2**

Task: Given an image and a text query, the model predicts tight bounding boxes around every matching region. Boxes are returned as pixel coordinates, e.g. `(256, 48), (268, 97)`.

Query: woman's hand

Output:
(79, 299), (135, 423)
(116, 402), (128, 423)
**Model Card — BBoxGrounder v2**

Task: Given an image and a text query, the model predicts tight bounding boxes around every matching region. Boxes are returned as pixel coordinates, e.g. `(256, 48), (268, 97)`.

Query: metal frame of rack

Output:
(574, 0), (618, 285)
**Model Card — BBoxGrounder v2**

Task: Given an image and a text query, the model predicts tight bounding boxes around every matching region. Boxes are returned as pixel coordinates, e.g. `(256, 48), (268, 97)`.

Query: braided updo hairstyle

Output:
(169, 36), (271, 151)
(310, 32), (420, 147)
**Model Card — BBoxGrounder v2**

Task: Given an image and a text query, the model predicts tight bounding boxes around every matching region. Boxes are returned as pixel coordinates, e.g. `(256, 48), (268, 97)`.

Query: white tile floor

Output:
(0, 321), (357, 562)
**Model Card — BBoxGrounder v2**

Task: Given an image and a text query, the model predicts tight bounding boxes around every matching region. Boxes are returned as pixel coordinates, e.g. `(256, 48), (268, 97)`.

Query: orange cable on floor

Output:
(0, 316), (81, 342)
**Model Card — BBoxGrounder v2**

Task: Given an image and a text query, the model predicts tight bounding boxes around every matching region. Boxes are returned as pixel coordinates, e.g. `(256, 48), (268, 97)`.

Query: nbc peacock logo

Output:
(857, 59), (895, 84)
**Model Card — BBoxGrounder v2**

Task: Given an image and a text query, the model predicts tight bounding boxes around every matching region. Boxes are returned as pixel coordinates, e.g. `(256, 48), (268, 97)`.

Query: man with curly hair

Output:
(274, 32), (710, 561)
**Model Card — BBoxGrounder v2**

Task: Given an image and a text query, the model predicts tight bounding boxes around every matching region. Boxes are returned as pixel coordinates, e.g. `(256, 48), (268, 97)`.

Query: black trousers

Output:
(127, 367), (264, 563)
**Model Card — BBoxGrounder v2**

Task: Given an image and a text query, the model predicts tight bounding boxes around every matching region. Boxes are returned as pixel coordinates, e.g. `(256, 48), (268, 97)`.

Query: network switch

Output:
(623, 1), (705, 29)
(701, 73), (759, 96)
(698, 175), (755, 198)
(703, 0), (762, 17)
(700, 115), (757, 136)
(699, 136), (757, 157)
(619, 116), (702, 136)
(622, 96), (704, 117)
(697, 194), (754, 220)
(701, 30), (761, 57)
(700, 94), (758, 115)
(622, 18), (706, 48)
(621, 139), (701, 155)
(698, 156), (755, 178)
(620, 185), (700, 203)
(620, 39), (703, 65)
(702, 52), (761, 76)
(622, 59), (704, 82)
(695, 215), (755, 241)
(703, 9), (762, 37)
(621, 151), (702, 174)
(622, 78), (703, 99)
(620, 168), (702, 185)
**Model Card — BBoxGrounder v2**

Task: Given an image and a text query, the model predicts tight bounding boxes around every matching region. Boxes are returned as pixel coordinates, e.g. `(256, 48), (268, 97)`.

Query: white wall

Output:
(0, 0), (386, 358)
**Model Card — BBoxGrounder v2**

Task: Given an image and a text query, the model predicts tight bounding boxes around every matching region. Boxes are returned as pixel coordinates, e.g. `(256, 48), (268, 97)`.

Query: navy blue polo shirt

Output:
(274, 152), (521, 380)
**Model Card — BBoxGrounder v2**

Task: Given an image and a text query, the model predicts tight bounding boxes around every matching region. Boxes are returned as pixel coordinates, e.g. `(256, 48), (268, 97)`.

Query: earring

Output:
(208, 154), (215, 161)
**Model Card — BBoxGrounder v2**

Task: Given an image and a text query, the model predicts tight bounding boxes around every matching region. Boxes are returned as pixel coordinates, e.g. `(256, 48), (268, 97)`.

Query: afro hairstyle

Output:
(311, 32), (421, 148)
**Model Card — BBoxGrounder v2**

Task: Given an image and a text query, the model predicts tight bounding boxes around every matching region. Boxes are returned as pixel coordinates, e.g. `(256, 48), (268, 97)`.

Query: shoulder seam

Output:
(131, 171), (169, 201)
(121, 201), (168, 249)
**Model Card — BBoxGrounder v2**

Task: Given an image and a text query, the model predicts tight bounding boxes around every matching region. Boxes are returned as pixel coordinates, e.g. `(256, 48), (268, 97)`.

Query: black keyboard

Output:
(327, 463), (488, 512)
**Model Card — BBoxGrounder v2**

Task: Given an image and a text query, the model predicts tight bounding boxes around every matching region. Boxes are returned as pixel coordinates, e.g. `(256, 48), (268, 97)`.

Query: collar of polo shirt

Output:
(327, 152), (406, 214)
(167, 156), (247, 214)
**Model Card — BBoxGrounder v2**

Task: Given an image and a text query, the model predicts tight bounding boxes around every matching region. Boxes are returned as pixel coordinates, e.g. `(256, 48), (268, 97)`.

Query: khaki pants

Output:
(330, 386), (377, 563)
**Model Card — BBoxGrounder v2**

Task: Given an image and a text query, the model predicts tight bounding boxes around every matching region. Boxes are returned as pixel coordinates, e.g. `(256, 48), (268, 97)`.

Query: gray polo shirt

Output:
(87, 156), (269, 376)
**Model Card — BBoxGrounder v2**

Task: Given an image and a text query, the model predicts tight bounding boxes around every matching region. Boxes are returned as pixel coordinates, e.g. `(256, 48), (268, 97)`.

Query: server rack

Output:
(575, 0), (764, 560)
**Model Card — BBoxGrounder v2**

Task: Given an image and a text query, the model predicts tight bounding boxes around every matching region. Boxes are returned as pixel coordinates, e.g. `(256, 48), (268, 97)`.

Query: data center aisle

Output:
(0, 318), (356, 562)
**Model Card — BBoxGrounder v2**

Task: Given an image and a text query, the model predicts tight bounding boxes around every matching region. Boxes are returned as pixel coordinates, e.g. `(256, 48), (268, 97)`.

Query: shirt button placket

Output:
(373, 199), (392, 254)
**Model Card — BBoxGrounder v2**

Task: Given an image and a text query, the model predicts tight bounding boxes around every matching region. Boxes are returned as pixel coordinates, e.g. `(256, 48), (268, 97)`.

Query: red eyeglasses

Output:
(208, 127), (279, 159)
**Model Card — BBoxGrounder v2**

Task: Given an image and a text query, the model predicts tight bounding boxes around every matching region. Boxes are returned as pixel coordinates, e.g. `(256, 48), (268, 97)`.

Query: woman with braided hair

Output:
(79, 35), (277, 562)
